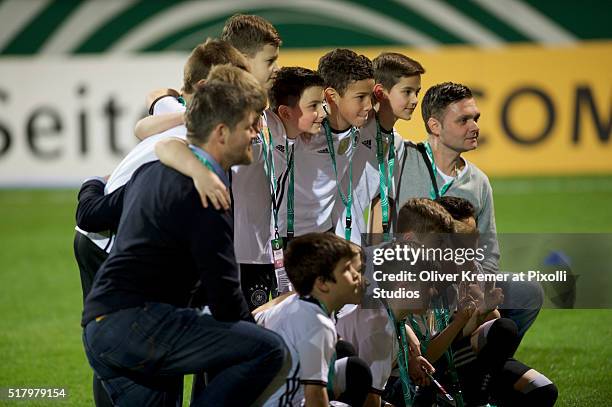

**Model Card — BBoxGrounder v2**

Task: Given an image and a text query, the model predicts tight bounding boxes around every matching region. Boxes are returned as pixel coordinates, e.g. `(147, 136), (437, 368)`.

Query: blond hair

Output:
(182, 39), (249, 94)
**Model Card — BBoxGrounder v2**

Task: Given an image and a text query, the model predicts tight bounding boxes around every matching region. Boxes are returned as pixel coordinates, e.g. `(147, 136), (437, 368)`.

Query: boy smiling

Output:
(275, 49), (375, 241)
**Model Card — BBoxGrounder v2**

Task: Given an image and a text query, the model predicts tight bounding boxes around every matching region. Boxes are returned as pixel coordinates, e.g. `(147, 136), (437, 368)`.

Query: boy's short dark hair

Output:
(186, 66), (266, 145)
(269, 67), (324, 112)
(221, 14), (282, 57)
(397, 198), (454, 234)
(435, 196), (476, 222)
(421, 82), (473, 133)
(317, 48), (374, 96)
(182, 39), (249, 94)
(284, 232), (355, 296)
(373, 52), (425, 90)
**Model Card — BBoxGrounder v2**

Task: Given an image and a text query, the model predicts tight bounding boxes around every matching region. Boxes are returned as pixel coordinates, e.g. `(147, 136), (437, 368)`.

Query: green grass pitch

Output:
(0, 175), (611, 406)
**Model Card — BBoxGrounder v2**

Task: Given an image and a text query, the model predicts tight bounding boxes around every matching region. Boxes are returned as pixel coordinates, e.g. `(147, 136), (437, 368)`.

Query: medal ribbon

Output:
(323, 119), (356, 241)
(375, 117), (395, 240)
(423, 141), (454, 199)
(386, 307), (413, 406)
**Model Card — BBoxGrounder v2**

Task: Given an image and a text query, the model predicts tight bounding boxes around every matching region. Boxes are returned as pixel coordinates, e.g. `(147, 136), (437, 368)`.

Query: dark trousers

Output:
(73, 231), (109, 303)
(83, 303), (289, 406)
(331, 340), (372, 407)
(496, 279), (544, 343)
(412, 318), (557, 407)
(73, 231), (114, 407)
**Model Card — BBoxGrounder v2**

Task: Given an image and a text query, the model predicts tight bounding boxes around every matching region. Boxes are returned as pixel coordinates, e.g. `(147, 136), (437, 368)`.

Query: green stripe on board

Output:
(448, 0), (531, 43)
(271, 23), (400, 49)
(142, 9), (405, 52)
(256, 8), (404, 47)
(351, 0), (465, 44)
(0, 0), (609, 55)
(523, 0), (612, 40)
(141, 14), (230, 52)
(1, 0), (85, 55)
(74, 0), (186, 53)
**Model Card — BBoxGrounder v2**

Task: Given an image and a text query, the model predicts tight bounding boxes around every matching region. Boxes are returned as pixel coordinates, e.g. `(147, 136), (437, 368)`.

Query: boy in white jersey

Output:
(264, 67), (326, 244)
(220, 15), (282, 307)
(221, 14), (280, 90)
(254, 232), (368, 406)
(279, 49), (373, 242)
(334, 52), (425, 244)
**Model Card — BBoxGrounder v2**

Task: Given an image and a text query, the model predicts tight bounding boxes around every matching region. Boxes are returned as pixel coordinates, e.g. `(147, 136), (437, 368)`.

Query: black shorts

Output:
(419, 334), (532, 407)
(73, 231), (109, 303)
(239, 263), (277, 311)
(489, 358), (532, 404)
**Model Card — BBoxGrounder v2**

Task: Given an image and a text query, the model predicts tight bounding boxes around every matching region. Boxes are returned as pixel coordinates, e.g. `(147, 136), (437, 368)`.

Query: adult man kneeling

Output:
(80, 66), (288, 406)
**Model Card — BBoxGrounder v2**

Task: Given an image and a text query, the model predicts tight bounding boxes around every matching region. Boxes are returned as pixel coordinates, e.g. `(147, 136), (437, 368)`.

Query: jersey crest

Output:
(337, 137), (351, 155)
(249, 284), (270, 307)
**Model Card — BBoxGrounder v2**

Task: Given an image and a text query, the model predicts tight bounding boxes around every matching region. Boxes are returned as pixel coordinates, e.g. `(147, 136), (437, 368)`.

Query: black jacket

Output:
(80, 161), (252, 325)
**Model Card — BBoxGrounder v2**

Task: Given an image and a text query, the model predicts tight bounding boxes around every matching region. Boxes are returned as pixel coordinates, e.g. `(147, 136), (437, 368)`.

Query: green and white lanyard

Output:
(284, 137), (295, 240)
(261, 127), (295, 241)
(323, 119), (357, 241)
(423, 141), (454, 200)
(262, 126), (294, 293)
(408, 303), (464, 407)
(408, 314), (431, 353)
(385, 307), (413, 407)
(190, 146), (214, 172)
(375, 117), (395, 240)
(260, 127), (280, 238)
(261, 124), (295, 241)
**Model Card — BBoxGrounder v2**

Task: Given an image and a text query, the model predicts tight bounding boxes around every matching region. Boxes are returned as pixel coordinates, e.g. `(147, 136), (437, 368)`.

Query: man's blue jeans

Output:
(496, 279), (544, 341)
(83, 303), (288, 406)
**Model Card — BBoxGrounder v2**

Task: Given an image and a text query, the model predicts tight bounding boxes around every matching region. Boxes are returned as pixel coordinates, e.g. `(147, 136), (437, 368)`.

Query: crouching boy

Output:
(255, 232), (371, 406)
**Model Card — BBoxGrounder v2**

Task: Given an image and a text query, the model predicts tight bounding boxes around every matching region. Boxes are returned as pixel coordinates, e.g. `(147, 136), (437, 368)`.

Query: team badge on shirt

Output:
(249, 284), (269, 307)
(337, 137), (351, 155)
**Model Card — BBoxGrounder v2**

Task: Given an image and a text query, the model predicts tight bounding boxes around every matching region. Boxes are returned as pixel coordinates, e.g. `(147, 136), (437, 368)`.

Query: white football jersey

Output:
(232, 111), (273, 264)
(274, 121), (358, 237)
(105, 96), (186, 194)
(256, 294), (337, 406)
(333, 115), (405, 244)
(76, 96), (186, 252)
(335, 244), (399, 391)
